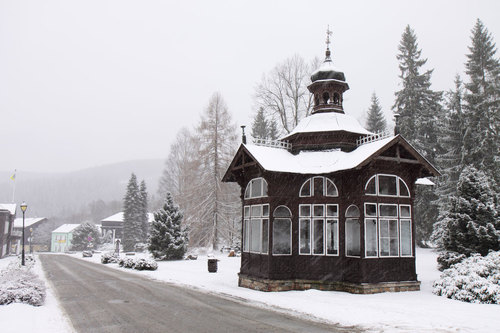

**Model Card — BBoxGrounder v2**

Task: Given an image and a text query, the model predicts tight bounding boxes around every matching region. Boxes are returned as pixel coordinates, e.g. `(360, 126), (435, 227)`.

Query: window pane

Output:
(399, 179), (410, 197)
(262, 179), (268, 197)
(390, 238), (399, 256)
(313, 219), (324, 254)
(251, 179), (262, 198)
(400, 219), (411, 256)
(299, 219), (311, 254)
(300, 179), (311, 197)
(244, 206), (250, 218)
(346, 218), (360, 256)
(262, 219), (269, 254)
(326, 205), (338, 217)
(346, 205), (360, 217)
(400, 205), (411, 218)
(244, 184), (251, 199)
(251, 205), (262, 217)
(379, 204), (398, 217)
(326, 219), (338, 255)
(380, 238), (389, 256)
(378, 175), (397, 196)
(273, 218), (291, 255)
(299, 205), (311, 217)
(380, 219), (389, 238)
(326, 179), (338, 196)
(365, 177), (376, 195)
(314, 177), (324, 196)
(262, 204), (269, 217)
(365, 219), (378, 257)
(274, 206), (291, 217)
(250, 219), (261, 252)
(243, 219), (249, 252)
(313, 205), (324, 217)
(364, 203), (377, 217)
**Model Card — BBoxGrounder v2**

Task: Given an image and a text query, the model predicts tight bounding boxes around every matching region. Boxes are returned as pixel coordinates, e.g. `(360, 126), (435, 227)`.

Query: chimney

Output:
(394, 113), (400, 135)
(241, 125), (247, 144)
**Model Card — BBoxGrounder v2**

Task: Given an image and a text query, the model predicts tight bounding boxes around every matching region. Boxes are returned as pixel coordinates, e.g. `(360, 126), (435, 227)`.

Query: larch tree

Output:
(123, 173), (142, 251)
(196, 93), (240, 250)
(463, 19), (500, 186)
(365, 92), (387, 133)
(393, 25), (444, 245)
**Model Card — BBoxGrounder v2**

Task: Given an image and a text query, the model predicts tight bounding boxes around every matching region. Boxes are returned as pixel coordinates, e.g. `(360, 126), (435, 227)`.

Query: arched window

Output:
(345, 205), (360, 257)
(322, 92), (330, 104)
(299, 176), (338, 197)
(244, 177), (268, 199)
(364, 174), (410, 197)
(272, 206), (292, 255)
(333, 93), (340, 105)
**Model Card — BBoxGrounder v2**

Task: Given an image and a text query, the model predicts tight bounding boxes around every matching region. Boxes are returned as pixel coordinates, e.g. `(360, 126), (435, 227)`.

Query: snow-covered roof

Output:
(14, 217), (46, 229)
(52, 224), (80, 233)
(243, 136), (395, 175)
(415, 178), (436, 186)
(281, 112), (372, 140)
(311, 60), (343, 77)
(0, 204), (16, 215)
(101, 212), (154, 223)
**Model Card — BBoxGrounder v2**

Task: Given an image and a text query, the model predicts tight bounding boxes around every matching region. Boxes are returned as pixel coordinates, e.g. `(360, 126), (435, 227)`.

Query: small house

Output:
(11, 217), (48, 254)
(223, 40), (439, 293)
(101, 212), (154, 243)
(51, 224), (80, 253)
(0, 203), (16, 258)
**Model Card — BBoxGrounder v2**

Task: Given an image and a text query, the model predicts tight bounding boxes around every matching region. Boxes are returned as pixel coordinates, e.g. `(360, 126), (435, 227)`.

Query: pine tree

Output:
(123, 173), (142, 252)
(251, 107), (269, 139)
(139, 180), (149, 243)
(148, 192), (188, 260)
(393, 25), (444, 245)
(440, 166), (499, 256)
(463, 19), (500, 186)
(365, 92), (387, 133)
(71, 222), (102, 251)
(268, 118), (279, 140)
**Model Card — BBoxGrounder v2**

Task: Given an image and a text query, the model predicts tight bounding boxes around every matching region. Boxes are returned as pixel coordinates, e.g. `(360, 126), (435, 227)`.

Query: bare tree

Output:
(254, 55), (321, 135)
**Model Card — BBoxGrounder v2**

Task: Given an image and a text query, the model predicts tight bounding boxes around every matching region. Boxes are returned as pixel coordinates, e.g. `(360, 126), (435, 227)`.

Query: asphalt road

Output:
(39, 254), (363, 333)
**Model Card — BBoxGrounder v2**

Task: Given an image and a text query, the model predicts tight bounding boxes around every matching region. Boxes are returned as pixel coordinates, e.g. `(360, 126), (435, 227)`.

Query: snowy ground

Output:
(0, 255), (75, 333)
(2, 248), (499, 332)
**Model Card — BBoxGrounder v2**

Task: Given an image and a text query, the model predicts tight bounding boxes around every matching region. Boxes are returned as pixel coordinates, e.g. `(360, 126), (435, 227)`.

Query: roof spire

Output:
(325, 25), (332, 61)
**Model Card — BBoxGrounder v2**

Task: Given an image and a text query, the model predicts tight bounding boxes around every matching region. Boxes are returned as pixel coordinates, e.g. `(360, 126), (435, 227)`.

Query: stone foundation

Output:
(238, 274), (420, 294)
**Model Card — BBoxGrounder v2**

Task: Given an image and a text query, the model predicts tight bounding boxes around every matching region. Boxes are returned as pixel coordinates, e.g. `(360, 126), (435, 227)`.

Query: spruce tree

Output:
(139, 180), (149, 243)
(71, 222), (102, 251)
(441, 166), (499, 256)
(463, 19), (500, 186)
(251, 107), (269, 139)
(123, 173), (142, 252)
(148, 192), (188, 260)
(393, 25), (443, 245)
(365, 92), (387, 133)
(268, 118), (279, 140)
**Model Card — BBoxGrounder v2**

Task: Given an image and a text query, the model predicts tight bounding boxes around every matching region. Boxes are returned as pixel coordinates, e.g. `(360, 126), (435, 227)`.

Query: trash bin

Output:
(208, 258), (218, 273)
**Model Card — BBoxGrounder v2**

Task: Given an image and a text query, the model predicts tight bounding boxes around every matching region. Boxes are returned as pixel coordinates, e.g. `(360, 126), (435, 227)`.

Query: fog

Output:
(1, 0), (499, 173)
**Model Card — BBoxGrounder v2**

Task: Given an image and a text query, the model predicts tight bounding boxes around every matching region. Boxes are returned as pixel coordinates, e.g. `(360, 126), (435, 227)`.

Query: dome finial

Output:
(325, 25), (332, 60)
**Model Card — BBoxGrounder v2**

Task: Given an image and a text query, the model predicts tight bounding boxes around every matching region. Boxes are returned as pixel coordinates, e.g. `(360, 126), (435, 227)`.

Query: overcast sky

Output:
(1, 0), (499, 173)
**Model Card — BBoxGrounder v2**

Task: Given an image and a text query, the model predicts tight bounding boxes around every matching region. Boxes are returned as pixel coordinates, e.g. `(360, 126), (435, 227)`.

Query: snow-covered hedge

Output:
(0, 260), (46, 306)
(117, 257), (158, 271)
(437, 251), (466, 271)
(101, 253), (119, 264)
(433, 251), (500, 304)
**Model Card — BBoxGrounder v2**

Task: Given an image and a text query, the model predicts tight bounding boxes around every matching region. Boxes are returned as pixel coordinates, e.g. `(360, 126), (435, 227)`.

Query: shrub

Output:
(118, 258), (136, 269)
(437, 251), (466, 271)
(133, 258), (158, 271)
(433, 251), (500, 304)
(0, 262), (46, 306)
(101, 253), (119, 264)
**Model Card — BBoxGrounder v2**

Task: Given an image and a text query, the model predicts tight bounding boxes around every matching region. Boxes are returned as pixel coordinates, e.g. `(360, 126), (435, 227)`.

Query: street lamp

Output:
(20, 202), (27, 266)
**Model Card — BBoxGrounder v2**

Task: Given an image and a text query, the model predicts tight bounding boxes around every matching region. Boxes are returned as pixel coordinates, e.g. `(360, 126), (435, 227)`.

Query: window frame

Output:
(244, 177), (269, 199)
(299, 176), (338, 198)
(243, 204), (269, 254)
(364, 174), (411, 198)
(272, 205), (292, 256)
(379, 203), (400, 258)
(345, 204), (361, 258)
(298, 204), (338, 257)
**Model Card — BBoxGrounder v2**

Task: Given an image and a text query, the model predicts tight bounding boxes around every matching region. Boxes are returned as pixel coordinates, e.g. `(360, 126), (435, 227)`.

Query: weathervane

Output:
(325, 25), (332, 60)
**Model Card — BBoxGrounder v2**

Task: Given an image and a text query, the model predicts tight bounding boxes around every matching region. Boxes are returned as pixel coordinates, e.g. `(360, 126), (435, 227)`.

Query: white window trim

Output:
(312, 218), (325, 255)
(244, 177), (269, 199)
(325, 218), (339, 256)
(299, 204), (339, 256)
(365, 174), (411, 198)
(378, 218), (400, 258)
(299, 218), (312, 255)
(299, 179), (312, 197)
(364, 218), (378, 258)
(378, 203), (399, 218)
(243, 204), (269, 254)
(365, 175), (377, 196)
(364, 202), (378, 217)
(272, 205), (292, 256)
(399, 178), (411, 198)
(399, 204), (411, 218)
(345, 218), (361, 258)
(377, 174), (399, 198)
(399, 219), (413, 257)
(325, 178), (339, 197)
(300, 176), (339, 197)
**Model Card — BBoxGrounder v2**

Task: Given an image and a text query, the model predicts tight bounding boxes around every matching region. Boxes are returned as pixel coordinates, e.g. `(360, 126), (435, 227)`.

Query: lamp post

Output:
(20, 202), (27, 266)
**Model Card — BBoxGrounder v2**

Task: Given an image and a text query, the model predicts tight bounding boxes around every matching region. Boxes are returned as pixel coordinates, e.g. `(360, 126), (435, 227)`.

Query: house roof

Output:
(223, 135), (440, 181)
(14, 217), (47, 229)
(0, 204), (16, 215)
(52, 224), (80, 233)
(101, 212), (154, 223)
(281, 112), (372, 140)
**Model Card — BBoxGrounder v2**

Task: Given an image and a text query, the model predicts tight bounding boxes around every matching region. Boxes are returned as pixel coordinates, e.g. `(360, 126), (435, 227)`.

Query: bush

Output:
(118, 258), (136, 269)
(101, 253), (119, 264)
(133, 258), (158, 271)
(433, 251), (500, 304)
(0, 262), (46, 306)
(437, 251), (466, 271)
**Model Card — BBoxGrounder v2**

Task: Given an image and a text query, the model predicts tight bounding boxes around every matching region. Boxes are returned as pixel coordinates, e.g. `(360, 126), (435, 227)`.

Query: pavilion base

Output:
(238, 274), (420, 294)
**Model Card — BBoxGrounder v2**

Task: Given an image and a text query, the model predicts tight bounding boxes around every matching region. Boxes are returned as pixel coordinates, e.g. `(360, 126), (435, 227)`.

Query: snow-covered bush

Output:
(118, 257), (136, 269)
(0, 261), (46, 306)
(433, 251), (500, 304)
(437, 251), (466, 271)
(133, 258), (158, 271)
(101, 253), (119, 264)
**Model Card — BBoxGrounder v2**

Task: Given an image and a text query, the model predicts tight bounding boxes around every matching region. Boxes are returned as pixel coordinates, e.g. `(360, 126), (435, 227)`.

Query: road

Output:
(39, 254), (362, 333)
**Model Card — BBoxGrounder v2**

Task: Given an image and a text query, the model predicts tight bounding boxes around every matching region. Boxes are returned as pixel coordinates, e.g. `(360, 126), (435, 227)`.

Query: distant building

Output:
(0, 204), (16, 258)
(51, 224), (80, 252)
(101, 212), (154, 243)
(11, 217), (48, 254)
